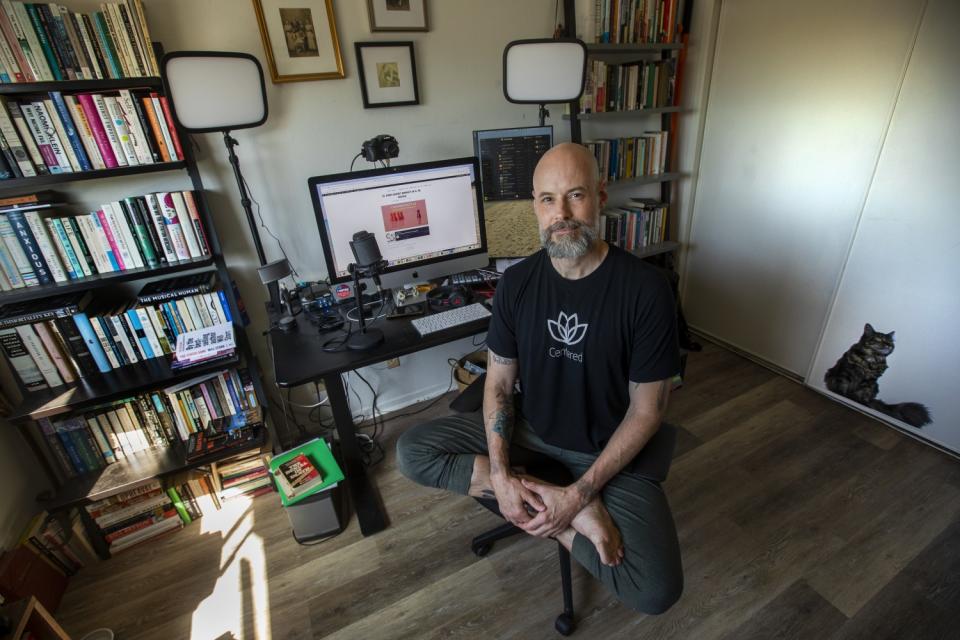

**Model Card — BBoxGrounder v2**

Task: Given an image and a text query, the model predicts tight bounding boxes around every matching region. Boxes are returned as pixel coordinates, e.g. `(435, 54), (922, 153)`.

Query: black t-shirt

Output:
(486, 245), (680, 453)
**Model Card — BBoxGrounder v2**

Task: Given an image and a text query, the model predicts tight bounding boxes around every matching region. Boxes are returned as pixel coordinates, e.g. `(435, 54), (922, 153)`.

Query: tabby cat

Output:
(824, 323), (931, 428)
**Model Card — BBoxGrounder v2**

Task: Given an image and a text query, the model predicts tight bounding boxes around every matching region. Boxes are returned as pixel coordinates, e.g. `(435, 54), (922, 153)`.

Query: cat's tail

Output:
(868, 399), (932, 428)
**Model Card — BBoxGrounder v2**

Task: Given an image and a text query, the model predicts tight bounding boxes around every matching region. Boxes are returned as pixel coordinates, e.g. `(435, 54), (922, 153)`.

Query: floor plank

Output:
(54, 341), (960, 639)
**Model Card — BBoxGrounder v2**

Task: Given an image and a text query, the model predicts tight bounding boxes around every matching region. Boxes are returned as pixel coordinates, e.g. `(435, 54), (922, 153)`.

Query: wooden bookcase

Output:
(562, 0), (690, 262)
(0, 76), (273, 559)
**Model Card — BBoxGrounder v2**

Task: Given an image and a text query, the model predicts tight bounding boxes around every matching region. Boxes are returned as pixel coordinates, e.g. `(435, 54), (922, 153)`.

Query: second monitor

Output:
(310, 156), (489, 291)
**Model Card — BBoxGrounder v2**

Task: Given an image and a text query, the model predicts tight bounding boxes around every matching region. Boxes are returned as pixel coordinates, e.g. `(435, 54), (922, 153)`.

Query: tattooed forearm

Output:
(489, 407), (514, 442)
(489, 353), (516, 365)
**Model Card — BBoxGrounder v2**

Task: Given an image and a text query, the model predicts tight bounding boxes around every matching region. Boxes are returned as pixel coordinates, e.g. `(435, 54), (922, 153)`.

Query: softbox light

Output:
(503, 38), (587, 105)
(162, 51), (268, 133)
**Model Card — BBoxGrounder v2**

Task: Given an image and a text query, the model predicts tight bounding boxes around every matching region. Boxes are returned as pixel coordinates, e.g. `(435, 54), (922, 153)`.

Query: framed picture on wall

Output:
(252, 0), (345, 82)
(355, 42), (420, 108)
(366, 0), (429, 32)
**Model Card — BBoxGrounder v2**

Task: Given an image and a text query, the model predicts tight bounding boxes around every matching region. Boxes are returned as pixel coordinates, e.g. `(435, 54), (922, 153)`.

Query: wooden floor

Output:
(56, 342), (960, 640)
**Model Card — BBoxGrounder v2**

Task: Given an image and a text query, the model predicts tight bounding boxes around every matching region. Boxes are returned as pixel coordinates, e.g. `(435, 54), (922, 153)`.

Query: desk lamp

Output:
(161, 52), (280, 310)
(503, 38), (587, 126)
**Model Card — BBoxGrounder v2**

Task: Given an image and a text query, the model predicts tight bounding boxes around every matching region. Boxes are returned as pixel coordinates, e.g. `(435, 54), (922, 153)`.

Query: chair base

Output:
(470, 509), (577, 635)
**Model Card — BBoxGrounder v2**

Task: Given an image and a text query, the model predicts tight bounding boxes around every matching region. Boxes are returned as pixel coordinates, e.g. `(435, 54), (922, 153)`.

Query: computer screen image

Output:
(309, 157), (488, 290)
(473, 125), (553, 201)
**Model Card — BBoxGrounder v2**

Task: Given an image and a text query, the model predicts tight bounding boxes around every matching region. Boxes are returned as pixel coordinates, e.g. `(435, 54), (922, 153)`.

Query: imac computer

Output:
(309, 157), (489, 291)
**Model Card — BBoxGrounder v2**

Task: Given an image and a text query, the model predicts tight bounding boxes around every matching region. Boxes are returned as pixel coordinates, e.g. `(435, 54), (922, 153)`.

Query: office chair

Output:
(451, 374), (678, 636)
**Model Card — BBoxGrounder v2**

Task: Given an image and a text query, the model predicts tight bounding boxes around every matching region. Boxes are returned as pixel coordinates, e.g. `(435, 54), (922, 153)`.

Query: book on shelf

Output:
(0, 190), (209, 293)
(0, 0), (159, 84)
(0, 87), (184, 180)
(30, 366), (258, 479)
(172, 321), (235, 370)
(578, 58), (676, 114)
(185, 406), (264, 462)
(584, 131), (669, 182)
(211, 448), (271, 502)
(0, 277), (230, 393)
(82, 478), (205, 554)
(589, 0), (681, 45)
(599, 198), (668, 251)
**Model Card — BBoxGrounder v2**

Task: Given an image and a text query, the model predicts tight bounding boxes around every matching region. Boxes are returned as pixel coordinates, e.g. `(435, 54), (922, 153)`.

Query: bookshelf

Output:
(563, 0), (689, 259)
(0, 70), (274, 558)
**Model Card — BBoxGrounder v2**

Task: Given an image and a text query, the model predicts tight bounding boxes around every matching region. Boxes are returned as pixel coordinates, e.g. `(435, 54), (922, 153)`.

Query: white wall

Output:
(809, 0), (960, 453)
(679, 0), (924, 375)
(71, 0), (557, 420)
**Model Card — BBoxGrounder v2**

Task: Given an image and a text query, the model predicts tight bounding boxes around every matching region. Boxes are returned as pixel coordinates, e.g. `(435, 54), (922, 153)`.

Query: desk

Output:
(270, 308), (490, 536)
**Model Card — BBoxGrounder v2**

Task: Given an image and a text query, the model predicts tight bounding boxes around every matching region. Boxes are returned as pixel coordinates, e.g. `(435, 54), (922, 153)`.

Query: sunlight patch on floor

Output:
(190, 496), (272, 640)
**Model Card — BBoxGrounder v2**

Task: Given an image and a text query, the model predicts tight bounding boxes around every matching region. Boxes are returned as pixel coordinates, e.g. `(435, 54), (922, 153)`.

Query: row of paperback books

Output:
(0, 274), (232, 391)
(579, 59), (676, 113)
(585, 131), (669, 182)
(0, 87), (184, 180)
(37, 367), (258, 478)
(0, 189), (208, 290)
(211, 448), (271, 502)
(591, 0), (681, 44)
(84, 478), (204, 554)
(600, 198), (668, 251)
(0, 1), (159, 83)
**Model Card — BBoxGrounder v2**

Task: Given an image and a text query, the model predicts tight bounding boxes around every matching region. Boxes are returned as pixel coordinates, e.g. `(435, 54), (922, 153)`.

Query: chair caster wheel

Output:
(555, 613), (575, 636)
(472, 542), (492, 557)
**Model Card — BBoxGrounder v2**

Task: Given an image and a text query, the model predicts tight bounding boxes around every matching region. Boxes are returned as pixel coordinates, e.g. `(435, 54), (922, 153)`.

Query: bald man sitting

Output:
(397, 143), (683, 614)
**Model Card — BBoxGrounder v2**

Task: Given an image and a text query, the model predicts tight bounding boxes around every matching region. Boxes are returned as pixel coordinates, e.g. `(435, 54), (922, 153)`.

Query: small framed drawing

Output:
(252, 0), (345, 82)
(366, 0), (429, 32)
(355, 42), (420, 108)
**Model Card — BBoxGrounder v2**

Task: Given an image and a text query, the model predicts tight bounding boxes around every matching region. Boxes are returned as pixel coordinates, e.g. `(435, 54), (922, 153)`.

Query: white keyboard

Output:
(411, 302), (492, 336)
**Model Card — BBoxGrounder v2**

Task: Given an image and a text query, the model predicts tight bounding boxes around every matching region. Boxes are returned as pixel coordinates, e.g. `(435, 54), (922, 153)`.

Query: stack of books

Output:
(31, 367), (257, 479)
(0, 190), (209, 290)
(579, 59), (676, 113)
(590, 0), (681, 44)
(0, 1), (160, 83)
(0, 275), (233, 390)
(600, 198), (668, 250)
(213, 449), (271, 502)
(584, 131), (669, 182)
(268, 438), (344, 507)
(0, 87), (185, 179)
(18, 510), (99, 576)
(84, 479), (196, 554)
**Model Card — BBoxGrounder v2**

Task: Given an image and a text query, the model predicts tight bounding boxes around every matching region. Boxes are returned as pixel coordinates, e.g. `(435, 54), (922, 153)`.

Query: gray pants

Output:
(396, 411), (683, 614)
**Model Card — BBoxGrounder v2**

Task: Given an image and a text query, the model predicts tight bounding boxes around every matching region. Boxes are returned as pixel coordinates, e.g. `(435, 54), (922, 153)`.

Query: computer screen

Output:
(310, 157), (488, 289)
(473, 125), (553, 201)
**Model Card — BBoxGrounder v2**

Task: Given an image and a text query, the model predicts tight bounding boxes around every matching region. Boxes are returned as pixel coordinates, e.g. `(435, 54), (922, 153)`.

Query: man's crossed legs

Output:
(396, 411), (683, 614)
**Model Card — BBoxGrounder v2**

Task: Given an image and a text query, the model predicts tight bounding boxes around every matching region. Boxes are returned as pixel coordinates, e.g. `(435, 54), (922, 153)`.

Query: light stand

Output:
(161, 52), (279, 311)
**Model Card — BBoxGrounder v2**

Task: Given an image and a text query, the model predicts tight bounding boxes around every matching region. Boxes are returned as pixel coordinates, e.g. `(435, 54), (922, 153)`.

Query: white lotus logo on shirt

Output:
(547, 311), (588, 346)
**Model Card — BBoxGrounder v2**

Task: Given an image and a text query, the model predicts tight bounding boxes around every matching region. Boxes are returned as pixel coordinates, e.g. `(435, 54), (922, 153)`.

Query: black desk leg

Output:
(324, 372), (388, 536)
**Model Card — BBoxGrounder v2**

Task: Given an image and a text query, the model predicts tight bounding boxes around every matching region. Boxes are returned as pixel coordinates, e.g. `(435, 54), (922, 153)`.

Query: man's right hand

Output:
(490, 472), (545, 526)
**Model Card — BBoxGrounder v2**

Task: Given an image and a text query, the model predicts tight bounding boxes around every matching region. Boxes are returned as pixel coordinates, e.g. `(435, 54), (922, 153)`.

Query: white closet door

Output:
(681, 0), (922, 374)
(809, 0), (960, 453)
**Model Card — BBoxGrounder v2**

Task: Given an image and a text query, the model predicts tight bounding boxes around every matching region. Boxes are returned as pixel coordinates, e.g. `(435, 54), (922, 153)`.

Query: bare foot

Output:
(571, 498), (624, 567)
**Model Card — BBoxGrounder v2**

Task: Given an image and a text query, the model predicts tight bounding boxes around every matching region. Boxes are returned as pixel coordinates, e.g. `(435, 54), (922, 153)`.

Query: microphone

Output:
(346, 230), (385, 351)
(349, 231), (384, 271)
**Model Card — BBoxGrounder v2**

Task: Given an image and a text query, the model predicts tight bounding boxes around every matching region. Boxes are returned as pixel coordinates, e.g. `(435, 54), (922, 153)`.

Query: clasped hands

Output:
(490, 472), (589, 538)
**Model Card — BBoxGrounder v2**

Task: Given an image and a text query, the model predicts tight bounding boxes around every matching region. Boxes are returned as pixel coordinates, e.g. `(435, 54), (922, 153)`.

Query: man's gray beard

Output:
(541, 221), (598, 259)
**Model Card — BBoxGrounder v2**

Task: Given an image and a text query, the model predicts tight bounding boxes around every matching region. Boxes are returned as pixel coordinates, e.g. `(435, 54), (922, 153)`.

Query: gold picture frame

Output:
(253, 0), (345, 82)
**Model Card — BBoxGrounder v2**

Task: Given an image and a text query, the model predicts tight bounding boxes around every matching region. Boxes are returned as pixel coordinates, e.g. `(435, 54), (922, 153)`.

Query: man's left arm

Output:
(520, 377), (671, 538)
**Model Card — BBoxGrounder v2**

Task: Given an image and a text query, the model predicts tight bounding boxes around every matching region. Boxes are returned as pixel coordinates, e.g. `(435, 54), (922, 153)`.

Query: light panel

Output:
(162, 52), (268, 133)
(503, 39), (587, 104)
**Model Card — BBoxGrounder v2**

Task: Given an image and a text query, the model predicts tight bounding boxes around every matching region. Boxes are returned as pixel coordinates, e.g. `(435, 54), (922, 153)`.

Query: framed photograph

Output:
(252, 0), (345, 82)
(355, 42), (420, 108)
(366, 0), (429, 32)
